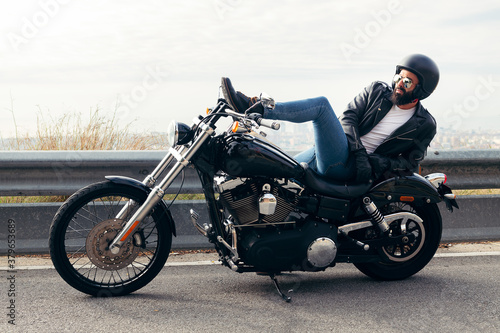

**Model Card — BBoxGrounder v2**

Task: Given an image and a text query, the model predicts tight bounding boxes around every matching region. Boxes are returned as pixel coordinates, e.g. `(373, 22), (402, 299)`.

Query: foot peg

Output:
(190, 209), (211, 237)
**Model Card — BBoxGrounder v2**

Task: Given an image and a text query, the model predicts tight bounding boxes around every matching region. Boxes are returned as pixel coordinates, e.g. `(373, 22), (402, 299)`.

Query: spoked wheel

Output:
(354, 202), (442, 281)
(49, 181), (172, 296)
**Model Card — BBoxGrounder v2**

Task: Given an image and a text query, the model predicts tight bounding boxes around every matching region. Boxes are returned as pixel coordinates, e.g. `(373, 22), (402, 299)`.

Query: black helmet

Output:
(395, 54), (439, 100)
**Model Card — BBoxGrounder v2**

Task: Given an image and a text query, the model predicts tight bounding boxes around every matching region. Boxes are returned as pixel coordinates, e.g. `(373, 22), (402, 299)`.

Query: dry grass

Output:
(0, 196), (69, 204)
(9, 108), (166, 150)
(9, 106), (168, 151)
(454, 189), (500, 195)
(1, 107), (169, 203)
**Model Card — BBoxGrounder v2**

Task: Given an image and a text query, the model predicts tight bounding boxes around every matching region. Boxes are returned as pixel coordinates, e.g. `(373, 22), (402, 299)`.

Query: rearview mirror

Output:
(260, 93), (275, 110)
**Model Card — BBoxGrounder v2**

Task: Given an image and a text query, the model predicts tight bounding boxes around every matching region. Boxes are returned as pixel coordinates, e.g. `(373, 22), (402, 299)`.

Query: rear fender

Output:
(368, 173), (441, 206)
(106, 176), (177, 237)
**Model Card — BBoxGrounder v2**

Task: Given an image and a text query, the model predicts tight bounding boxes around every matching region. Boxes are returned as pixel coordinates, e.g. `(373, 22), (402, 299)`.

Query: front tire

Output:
(49, 181), (172, 296)
(354, 202), (442, 281)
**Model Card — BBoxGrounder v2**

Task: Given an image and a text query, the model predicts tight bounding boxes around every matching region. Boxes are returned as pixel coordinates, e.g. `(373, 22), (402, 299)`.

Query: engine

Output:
(239, 216), (338, 272)
(216, 176), (300, 225)
(215, 176), (338, 272)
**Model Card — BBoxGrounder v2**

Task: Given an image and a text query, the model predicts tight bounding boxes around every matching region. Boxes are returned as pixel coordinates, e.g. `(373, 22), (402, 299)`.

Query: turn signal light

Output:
(400, 196), (415, 202)
(232, 122), (240, 133)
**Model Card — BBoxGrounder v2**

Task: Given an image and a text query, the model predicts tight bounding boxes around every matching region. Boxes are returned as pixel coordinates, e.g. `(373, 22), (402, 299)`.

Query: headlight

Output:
(167, 120), (193, 148)
(167, 121), (179, 148)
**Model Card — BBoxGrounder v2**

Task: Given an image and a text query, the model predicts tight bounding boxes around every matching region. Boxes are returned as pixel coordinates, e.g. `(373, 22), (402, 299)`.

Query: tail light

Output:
(425, 173), (447, 188)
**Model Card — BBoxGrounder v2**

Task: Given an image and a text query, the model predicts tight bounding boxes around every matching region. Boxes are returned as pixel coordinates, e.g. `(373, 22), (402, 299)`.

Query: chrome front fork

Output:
(112, 150), (179, 222)
(109, 122), (214, 254)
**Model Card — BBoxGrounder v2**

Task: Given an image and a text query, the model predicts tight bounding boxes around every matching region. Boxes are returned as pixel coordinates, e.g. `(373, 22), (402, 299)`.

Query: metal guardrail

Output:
(420, 149), (500, 189)
(0, 150), (199, 196)
(1, 149), (499, 196)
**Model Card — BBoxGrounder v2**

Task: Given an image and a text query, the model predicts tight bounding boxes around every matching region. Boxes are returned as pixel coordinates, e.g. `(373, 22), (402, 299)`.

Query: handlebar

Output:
(209, 100), (280, 131)
(256, 116), (280, 130)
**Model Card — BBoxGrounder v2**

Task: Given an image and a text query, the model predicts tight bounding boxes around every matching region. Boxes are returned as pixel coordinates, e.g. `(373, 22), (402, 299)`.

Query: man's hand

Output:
(368, 154), (391, 179)
(354, 149), (372, 183)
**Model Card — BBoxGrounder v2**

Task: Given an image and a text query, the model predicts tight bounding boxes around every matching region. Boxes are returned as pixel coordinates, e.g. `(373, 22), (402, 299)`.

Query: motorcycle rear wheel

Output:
(49, 181), (172, 296)
(354, 202), (442, 281)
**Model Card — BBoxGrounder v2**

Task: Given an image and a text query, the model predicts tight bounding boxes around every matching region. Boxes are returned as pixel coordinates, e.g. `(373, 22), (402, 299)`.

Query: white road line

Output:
(1, 265), (55, 271)
(2, 252), (499, 271)
(434, 251), (500, 257)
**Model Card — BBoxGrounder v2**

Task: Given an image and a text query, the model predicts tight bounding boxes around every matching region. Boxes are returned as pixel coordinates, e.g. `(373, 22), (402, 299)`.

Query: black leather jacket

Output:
(339, 81), (437, 176)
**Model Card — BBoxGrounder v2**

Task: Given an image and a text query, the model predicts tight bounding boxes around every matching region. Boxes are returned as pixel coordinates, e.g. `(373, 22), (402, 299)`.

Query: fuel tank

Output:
(218, 133), (304, 178)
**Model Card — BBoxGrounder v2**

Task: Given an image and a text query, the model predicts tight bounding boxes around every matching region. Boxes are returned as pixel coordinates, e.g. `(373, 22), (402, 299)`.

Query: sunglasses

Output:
(393, 74), (413, 89)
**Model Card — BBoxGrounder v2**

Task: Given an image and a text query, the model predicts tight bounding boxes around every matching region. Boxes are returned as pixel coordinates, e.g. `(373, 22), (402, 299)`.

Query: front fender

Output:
(105, 176), (177, 237)
(368, 173), (441, 206)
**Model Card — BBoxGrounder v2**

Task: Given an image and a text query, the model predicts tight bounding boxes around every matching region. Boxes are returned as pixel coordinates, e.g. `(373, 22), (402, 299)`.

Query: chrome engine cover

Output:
(307, 237), (337, 268)
(259, 192), (277, 215)
(217, 177), (299, 225)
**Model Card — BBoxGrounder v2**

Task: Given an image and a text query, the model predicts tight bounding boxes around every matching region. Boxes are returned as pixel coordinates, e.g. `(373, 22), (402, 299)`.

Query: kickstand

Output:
(269, 273), (292, 303)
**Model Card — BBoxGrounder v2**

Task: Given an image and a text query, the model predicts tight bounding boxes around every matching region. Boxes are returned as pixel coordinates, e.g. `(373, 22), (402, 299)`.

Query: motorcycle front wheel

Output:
(354, 202), (442, 281)
(49, 181), (172, 296)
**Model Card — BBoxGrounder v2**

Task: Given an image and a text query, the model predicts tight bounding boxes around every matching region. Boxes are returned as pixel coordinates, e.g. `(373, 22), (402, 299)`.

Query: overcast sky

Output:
(1, 0), (500, 139)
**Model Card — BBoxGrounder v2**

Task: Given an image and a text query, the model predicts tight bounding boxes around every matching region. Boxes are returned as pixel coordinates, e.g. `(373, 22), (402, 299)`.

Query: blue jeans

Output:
(263, 96), (354, 180)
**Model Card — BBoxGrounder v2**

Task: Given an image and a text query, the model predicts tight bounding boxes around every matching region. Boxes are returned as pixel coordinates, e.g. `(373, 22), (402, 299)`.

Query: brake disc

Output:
(86, 219), (139, 270)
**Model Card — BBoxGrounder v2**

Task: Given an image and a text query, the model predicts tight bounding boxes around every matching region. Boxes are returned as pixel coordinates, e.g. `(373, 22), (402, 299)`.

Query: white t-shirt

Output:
(361, 105), (416, 154)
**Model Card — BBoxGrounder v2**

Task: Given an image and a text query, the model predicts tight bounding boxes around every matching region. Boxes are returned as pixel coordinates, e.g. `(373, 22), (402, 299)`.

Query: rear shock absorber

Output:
(362, 197), (390, 235)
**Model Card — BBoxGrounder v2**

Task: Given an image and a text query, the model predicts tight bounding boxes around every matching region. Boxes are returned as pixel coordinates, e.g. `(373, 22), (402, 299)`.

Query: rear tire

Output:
(49, 181), (172, 296)
(354, 202), (442, 281)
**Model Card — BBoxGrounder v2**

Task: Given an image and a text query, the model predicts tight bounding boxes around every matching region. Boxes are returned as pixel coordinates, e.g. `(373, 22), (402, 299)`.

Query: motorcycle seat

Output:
(299, 163), (372, 199)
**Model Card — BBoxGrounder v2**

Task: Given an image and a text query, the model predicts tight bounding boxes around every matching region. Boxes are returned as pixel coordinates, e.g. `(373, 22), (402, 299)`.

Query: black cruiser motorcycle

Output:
(49, 88), (458, 301)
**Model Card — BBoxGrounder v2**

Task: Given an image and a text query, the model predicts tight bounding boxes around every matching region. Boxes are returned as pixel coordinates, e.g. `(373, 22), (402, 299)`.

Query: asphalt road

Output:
(1, 249), (499, 333)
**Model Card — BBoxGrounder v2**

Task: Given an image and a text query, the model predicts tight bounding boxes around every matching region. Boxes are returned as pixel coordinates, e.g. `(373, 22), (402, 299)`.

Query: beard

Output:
(391, 88), (416, 106)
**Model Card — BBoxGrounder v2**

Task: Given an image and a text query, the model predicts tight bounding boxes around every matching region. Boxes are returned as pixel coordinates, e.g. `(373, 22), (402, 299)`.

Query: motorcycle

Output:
(49, 87), (458, 302)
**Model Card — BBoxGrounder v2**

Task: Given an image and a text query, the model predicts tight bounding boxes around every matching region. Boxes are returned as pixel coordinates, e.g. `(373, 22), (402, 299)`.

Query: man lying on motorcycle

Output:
(221, 54), (439, 184)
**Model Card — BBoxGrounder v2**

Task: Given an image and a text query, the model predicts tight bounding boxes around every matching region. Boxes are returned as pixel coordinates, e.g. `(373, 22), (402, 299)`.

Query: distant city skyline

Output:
(264, 122), (500, 152)
(2, 117), (498, 151)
